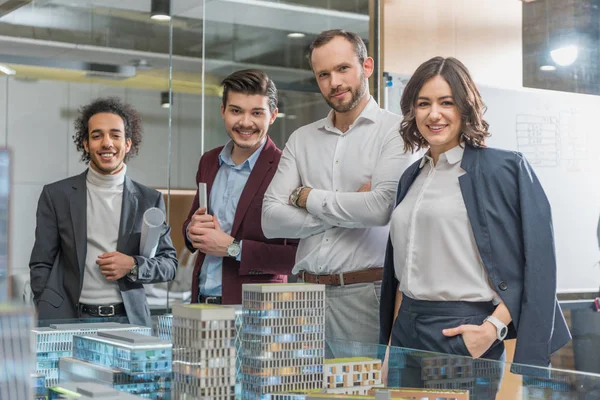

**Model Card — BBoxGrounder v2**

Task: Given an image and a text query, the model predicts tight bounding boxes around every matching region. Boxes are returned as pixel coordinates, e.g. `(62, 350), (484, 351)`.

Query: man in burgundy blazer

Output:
(182, 69), (297, 305)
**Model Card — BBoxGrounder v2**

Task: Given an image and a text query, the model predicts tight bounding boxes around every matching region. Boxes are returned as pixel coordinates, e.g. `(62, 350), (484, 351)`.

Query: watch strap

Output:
(484, 315), (508, 341)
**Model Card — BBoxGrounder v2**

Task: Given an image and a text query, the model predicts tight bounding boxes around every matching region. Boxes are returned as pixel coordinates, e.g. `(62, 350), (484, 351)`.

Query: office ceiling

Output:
(0, 0), (370, 94)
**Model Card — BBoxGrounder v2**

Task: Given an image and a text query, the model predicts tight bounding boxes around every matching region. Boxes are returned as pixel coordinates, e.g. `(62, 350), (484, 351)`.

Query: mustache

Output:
(329, 87), (351, 97)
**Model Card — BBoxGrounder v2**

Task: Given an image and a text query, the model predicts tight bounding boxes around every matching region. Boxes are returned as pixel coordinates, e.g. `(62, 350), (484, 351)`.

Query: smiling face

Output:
(83, 112), (131, 175)
(310, 36), (372, 113)
(414, 75), (463, 157)
(221, 91), (277, 154)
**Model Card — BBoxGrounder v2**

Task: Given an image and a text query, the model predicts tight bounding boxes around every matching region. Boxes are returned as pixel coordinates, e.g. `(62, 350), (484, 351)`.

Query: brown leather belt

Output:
(300, 268), (383, 286)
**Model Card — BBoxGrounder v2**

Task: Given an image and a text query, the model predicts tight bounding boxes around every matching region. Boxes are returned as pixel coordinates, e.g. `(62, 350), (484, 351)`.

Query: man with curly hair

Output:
(29, 97), (177, 326)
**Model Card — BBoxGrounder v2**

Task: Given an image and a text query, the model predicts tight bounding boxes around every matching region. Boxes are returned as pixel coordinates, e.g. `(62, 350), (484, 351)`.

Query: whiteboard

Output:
(386, 75), (600, 293)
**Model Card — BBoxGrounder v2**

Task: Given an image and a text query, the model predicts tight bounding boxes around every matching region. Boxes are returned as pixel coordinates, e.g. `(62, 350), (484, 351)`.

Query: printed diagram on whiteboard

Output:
(515, 110), (587, 171)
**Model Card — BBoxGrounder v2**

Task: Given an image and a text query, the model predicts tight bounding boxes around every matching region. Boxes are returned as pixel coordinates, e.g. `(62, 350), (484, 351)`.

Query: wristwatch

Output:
(484, 315), (508, 341)
(227, 240), (241, 259)
(128, 263), (139, 279)
(289, 186), (306, 208)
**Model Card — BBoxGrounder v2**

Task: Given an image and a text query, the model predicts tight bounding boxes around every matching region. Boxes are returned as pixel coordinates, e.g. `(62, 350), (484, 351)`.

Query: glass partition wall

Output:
(2, 0), (600, 398)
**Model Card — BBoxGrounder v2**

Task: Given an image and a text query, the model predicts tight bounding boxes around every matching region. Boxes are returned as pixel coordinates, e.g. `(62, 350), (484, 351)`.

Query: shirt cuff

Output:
(186, 223), (192, 244)
(305, 188), (326, 217)
(235, 240), (243, 262)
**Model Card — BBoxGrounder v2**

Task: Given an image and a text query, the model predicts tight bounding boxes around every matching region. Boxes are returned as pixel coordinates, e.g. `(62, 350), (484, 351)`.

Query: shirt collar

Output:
(419, 144), (464, 168)
(218, 139), (266, 170)
(319, 96), (379, 131)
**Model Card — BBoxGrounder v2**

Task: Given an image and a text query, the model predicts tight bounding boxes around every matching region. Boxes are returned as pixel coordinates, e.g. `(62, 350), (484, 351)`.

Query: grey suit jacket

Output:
(29, 170), (177, 326)
(380, 145), (571, 367)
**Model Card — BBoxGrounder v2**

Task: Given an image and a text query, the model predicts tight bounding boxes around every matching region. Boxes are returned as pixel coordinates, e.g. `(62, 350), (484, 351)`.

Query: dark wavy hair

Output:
(400, 56), (490, 153)
(221, 69), (278, 113)
(73, 97), (143, 163)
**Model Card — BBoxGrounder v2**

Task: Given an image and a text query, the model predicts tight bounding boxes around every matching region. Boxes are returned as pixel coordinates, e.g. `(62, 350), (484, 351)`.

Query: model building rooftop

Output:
(243, 283), (326, 293)
(172, 303), (236, 321)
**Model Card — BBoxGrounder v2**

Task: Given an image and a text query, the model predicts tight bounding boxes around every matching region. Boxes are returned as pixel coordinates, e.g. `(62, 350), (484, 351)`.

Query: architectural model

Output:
(33, 321), (151, 387)
(49, 381), (145, 399)
(70, 330), (171, 399)
(171, 303), (237, 399)
(324, 357), (383, 395)
(241, 283), (325, 400)
(0, 304), (35, 400)
(373, 387), (469, 400)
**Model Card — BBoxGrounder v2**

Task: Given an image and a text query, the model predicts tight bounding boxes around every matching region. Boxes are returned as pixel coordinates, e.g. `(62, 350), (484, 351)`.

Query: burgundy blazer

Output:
(183, 136), (298, 304)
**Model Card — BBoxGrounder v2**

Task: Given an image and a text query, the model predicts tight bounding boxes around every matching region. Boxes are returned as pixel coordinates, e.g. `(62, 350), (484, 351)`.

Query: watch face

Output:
(228, 242), (241, 257)
(500, 327), (508, 339)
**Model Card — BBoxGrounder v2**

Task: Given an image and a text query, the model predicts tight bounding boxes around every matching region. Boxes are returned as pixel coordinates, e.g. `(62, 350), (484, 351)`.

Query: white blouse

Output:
(390, 145), (499, 302)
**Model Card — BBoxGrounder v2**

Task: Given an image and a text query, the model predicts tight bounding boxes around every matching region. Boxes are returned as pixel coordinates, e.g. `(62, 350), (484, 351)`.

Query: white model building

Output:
(32, 322), (151, 387)
(49, 381), (145, 399)
(307, 395), (375, 400)
(0, 304), (35, 400)
(324, 357), (383, 395)
(374, 388), (469, 400)
(171, 303), (237, 400)
(241, 283), (326, 400)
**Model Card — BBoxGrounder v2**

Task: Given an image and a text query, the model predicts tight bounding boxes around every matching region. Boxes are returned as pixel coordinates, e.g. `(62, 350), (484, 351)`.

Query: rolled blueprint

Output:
(140, 207), (165, 258)
(198, 182), (208, 210)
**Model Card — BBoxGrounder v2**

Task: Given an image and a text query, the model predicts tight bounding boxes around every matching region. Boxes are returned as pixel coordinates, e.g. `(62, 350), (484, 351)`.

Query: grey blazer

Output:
(29, 170), (177, 326)
(380, 145), (571, 367)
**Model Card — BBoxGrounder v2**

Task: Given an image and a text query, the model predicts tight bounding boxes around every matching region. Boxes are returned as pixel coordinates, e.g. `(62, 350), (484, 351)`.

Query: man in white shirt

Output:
(262, 29), (415, 352)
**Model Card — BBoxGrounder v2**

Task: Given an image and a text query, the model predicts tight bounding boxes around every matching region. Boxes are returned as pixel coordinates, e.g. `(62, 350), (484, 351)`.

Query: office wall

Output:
(5, 78), (213, 274)
(383, 0), (523, 89)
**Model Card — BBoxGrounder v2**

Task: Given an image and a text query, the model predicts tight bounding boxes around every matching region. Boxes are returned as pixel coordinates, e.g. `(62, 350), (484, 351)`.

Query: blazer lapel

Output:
(230, 138), (276, 237)
(459, 146), (493, 270)
(117, 176), (138, 253)
(70, 171), (88, 277)
(395, 161), (421, 206)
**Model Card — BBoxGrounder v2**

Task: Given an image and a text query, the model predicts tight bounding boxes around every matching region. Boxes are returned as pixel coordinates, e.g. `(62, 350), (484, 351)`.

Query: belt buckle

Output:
(98, 305), (115, 317)
(204, 296), (218, 304)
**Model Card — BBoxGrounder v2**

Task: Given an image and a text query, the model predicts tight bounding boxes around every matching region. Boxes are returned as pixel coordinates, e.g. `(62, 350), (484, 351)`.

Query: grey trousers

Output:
(324, 281), (381, 358)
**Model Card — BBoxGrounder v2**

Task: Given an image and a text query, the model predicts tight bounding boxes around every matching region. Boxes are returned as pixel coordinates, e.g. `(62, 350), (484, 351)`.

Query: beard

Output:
(323, 74), (368, 113)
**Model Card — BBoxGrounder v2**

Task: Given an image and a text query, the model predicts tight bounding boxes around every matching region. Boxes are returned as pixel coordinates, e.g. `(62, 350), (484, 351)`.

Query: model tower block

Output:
(241, 283), (326, 400)
(0, 304), (35, 400)
(171, 303), (236, 400)
(324, 358), (383, 395)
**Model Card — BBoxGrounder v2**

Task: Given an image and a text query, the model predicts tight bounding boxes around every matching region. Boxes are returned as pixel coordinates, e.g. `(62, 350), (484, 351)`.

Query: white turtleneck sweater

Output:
(79, 165), (126, 305)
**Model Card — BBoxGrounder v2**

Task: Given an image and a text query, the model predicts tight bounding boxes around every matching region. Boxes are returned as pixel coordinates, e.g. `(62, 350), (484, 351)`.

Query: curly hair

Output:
(73, 97), (143, 163)
(400, 56), (490, 153)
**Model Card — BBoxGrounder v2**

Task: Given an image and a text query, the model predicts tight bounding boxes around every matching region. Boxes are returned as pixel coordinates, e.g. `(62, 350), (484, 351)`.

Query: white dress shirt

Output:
(262, 97), (416, 275)
(390, 145), (499, 302)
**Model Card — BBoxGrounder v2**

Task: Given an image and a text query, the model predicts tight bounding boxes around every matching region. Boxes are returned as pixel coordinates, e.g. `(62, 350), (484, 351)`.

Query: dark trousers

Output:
(389, 295), (505, 400)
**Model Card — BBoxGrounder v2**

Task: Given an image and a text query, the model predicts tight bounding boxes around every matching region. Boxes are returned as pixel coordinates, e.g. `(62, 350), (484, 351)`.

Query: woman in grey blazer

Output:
(379, 57), (570, 384)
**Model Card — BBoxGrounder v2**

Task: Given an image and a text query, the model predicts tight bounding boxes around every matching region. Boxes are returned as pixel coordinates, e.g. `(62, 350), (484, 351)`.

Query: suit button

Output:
(498, 281), (508, 291)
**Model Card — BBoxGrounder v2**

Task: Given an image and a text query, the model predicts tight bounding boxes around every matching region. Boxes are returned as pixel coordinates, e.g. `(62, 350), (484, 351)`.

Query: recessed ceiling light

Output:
(0, 65), (16, 75)
(287, 32), (305, 39)
(540, 65), (556, 71)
